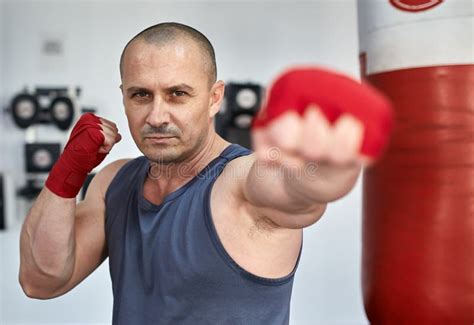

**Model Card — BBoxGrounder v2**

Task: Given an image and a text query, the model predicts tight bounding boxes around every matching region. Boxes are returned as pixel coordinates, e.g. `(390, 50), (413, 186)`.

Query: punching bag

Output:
(358, 1), (474, 323)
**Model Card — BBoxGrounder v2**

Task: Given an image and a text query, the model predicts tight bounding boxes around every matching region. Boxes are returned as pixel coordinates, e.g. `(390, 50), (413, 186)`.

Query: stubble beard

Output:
(144, 127), (208, 166)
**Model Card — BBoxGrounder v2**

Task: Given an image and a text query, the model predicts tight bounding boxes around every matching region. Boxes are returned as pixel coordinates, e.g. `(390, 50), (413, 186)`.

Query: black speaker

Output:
(222, 127), (253, 149)
(50, 96), (75, 130)
(10, 87), (79, 131)
(216, 82), (263, 149)
(25, 143), (61, 173)
(11, 93), (40, 129)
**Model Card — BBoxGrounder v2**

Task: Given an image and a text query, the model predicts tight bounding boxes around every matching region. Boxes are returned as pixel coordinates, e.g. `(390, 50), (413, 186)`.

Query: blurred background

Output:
(0, 0), (367, 324)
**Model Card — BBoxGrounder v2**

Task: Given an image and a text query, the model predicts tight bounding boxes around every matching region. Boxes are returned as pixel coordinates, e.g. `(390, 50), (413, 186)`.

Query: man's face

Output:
(121, 39), (222, 164)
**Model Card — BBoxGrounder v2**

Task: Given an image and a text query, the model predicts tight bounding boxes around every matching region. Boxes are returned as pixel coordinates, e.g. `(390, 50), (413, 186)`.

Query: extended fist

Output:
(252, 67), (394, 166)
(46, 113), (121, 198)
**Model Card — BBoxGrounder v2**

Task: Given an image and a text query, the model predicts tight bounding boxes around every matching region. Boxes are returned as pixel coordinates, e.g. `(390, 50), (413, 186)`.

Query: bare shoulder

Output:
(218, 153), (256, 195)
(99, 158), (132, 177)
(86, 159), (132, 200)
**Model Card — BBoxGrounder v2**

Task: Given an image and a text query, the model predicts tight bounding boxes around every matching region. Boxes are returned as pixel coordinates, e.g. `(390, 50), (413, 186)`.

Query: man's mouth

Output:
(145, 136), (176, 139)
(144, 135), (177, 143)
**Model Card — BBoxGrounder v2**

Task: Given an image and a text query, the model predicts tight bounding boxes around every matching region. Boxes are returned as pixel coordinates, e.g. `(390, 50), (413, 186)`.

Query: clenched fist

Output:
(46, 113), (121, 198)
(252, 67), (394, 167)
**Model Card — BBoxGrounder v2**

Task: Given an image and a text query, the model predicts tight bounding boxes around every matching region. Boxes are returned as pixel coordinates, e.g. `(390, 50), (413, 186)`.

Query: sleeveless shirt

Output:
(105, 144), (302, 324)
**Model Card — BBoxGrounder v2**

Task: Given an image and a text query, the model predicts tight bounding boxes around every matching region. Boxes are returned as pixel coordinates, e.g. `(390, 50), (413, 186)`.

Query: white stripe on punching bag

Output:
(358, 0), (473, 74)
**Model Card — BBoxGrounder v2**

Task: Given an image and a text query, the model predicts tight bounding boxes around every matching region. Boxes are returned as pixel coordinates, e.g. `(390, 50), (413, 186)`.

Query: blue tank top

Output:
(105, 144), (302, 324)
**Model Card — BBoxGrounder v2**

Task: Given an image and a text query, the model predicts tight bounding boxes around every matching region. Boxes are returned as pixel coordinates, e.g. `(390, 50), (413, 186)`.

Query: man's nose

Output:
(145, 97), (171, 126)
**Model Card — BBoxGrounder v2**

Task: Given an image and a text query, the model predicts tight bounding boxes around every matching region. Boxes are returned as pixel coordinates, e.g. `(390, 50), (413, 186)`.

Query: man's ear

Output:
(120, 85), (127, 107)
(209, 80), (225, 118)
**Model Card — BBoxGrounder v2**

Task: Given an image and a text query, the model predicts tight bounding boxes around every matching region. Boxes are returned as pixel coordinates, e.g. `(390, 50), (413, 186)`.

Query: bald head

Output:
(120, 22), (217, 85)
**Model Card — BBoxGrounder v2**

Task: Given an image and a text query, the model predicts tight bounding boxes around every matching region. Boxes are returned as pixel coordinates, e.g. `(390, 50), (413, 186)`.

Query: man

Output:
(19, 22), (392, 324)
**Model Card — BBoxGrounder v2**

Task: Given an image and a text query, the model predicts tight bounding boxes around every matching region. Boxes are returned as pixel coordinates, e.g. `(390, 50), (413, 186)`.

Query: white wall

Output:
(0, 1), (5, 322)
(0, 1), (367, 324)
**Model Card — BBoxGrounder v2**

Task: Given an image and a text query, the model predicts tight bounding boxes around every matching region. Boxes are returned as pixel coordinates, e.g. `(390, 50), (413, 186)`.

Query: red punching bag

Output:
(358, 0), (474, 323)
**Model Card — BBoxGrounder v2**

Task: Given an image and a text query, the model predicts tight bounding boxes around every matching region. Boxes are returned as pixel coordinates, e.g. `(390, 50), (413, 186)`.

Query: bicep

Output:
(50, 160), (129, 298)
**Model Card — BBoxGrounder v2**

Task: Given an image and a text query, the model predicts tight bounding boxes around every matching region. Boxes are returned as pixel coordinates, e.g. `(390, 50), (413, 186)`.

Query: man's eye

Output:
(133, 91), (149, 98)
(173, 91), (187, 97)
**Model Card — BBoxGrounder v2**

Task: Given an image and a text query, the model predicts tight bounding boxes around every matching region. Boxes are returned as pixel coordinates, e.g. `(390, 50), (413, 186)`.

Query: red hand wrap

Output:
(46, 113), (106, 198)
(252, 67), (394, 158)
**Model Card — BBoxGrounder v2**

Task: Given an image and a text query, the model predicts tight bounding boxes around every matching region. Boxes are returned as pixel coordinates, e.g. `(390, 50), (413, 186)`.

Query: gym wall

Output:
(0, 0), (4, 320)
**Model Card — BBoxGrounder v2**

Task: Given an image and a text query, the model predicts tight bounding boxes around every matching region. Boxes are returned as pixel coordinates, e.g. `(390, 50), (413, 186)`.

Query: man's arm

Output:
(243, 156), (360, 229)
(19, 159), (128, 299)
(18, 113), (123, 299)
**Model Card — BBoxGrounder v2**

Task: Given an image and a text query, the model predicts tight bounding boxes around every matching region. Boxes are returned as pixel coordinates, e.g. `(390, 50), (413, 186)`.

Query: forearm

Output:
(246, 159), (360, 214)
(19, 187), (76, 295)
(283, 161), (362, 204)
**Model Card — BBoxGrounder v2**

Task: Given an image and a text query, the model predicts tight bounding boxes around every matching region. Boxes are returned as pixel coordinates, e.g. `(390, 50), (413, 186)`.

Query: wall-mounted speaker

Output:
(25, 143), (61, 173)
(216, 82), (263, 149)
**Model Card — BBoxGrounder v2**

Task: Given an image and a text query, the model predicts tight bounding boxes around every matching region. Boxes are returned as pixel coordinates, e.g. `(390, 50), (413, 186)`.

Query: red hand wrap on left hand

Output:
(252, 67), (395, 158)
